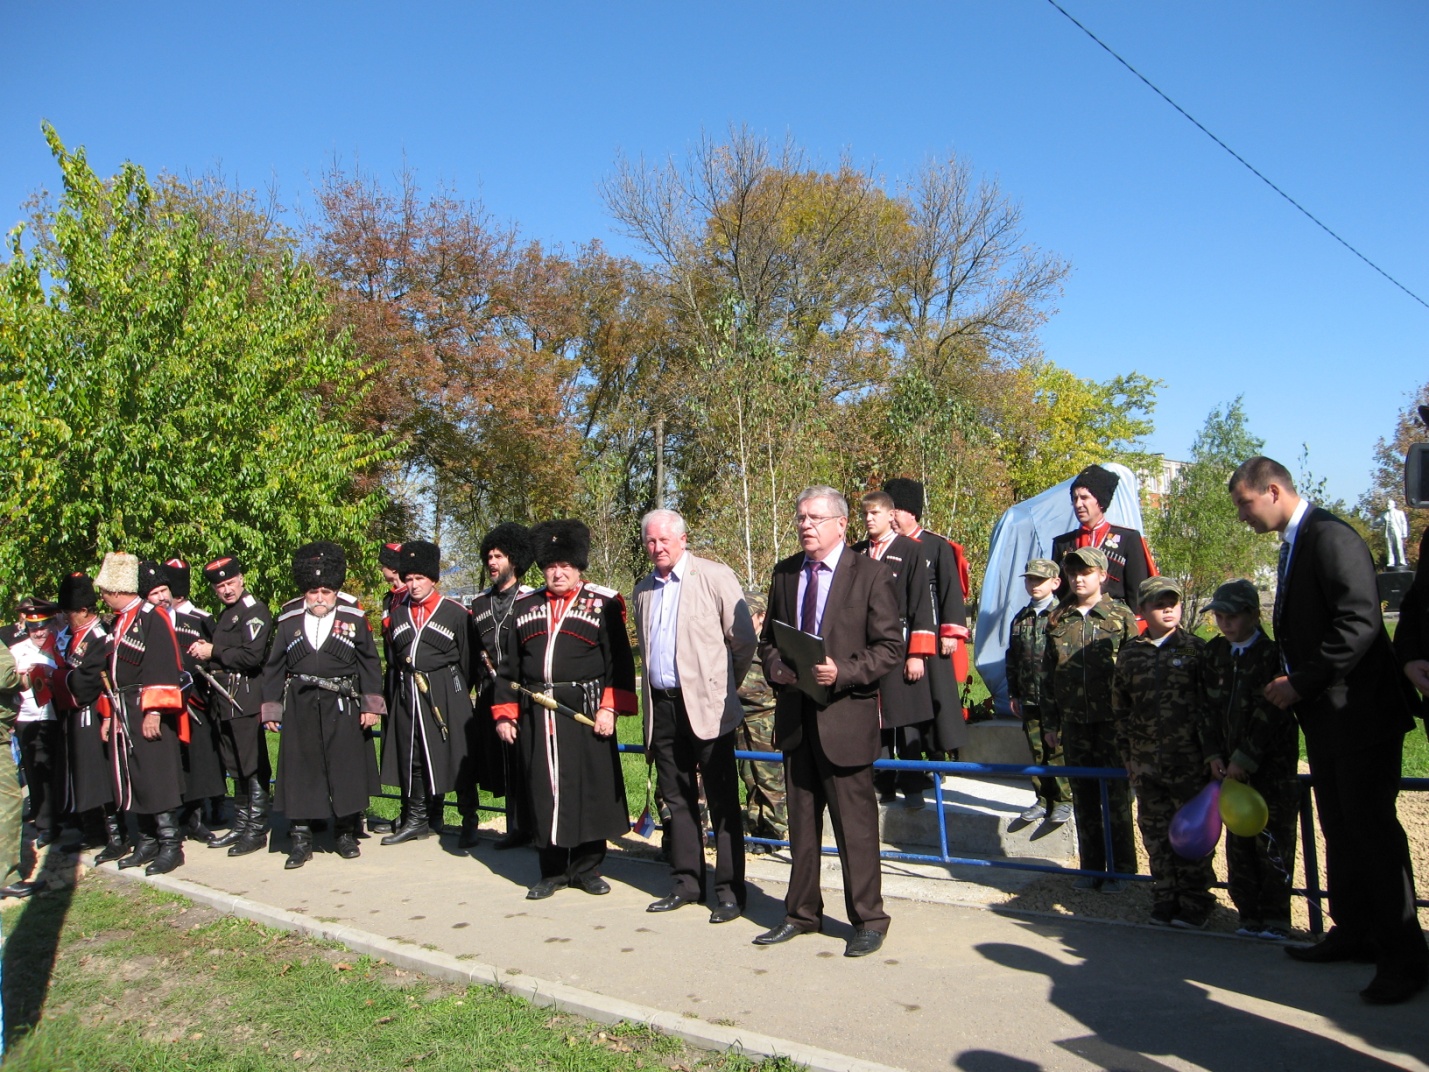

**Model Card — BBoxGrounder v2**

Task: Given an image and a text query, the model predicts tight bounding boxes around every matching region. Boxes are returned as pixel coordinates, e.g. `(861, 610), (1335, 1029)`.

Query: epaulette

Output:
(241, 593), (257, 608)
(189, 606), (213, 620)
(338, 591), (361, 608)
(336, 602), (365, 620)
(583, 582), (621, 600)
(139, 603), (155, 616)
(278, 603), (305, 623)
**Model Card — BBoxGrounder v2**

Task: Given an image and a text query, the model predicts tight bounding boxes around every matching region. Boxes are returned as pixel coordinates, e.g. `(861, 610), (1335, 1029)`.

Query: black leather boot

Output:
(209, 796), (248, 848)
(180, 802), (213, 843)
(457, 814), (482, 849)
(146, 812), (185, 875)
(381, 791), (431, 845)
(428, 794), (447, 834)
(228, 775), (269, 857)
(285, 823), (313, 869)
(334, 814), (361, 859)
(93, 809), (129, 864)
(117, 815), (159, 870)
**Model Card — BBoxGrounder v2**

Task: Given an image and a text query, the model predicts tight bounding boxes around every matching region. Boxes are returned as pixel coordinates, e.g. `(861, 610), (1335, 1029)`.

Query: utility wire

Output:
(1045, 0), (1428, 311)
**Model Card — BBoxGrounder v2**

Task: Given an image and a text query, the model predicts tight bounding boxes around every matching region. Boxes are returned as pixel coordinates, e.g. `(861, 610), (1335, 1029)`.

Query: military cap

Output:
(1022, 558), (1060, 580)
(742, 589), (767, 616)
(57, 572), (97, 612)
(1070, 464), (1120, 511)
(293, 541), (347, 592)
(480, 524), (534, 576)
(1136, 575), (1182, 606)
(17, 597), (60, 622)
(1203, 578), (1260, 616)
(531, 519), (590, 571)
(378, 542), (403, 571)
(136, 560), (168, 600)
(1062, 546), (1108, 572)
(399, 539), (441, 582)
(164, 558), (192, 600)
(883, 478), (925, 519)
(203, 555), (243, 584)
(95, 552), (140, 594)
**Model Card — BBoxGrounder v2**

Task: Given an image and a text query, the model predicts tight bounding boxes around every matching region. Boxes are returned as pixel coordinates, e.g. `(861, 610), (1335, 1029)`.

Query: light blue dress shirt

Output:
(646, 551), (687, 689)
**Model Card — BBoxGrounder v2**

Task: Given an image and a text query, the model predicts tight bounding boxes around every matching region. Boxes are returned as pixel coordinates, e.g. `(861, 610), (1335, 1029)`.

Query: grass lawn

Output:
(0, 873), (800, 1072)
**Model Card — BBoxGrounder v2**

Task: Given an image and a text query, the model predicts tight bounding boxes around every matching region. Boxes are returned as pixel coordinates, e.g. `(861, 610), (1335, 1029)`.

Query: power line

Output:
(1045, 0), (1428, 311)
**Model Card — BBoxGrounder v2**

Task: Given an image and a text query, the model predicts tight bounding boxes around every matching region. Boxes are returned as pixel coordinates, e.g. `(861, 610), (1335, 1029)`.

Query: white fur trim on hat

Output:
(95, 552), (140, 594)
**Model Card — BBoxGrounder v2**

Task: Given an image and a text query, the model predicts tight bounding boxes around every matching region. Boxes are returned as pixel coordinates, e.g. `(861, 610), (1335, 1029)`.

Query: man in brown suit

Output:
(754, 486), (903, 956)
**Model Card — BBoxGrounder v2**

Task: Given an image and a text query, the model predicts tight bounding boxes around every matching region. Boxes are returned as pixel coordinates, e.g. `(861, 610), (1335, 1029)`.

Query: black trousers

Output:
(17, 721), (66, 837)
(649, 691), (746, 906)
(539, 841), (605, 882)
(1303, 726), (1428, 977)
(783, 704), (888, 934)
(218, 715), (270, 782)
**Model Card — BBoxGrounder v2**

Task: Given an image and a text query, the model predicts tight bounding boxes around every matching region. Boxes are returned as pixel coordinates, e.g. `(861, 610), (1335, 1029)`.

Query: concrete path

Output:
(93, 827), (1429, 1072)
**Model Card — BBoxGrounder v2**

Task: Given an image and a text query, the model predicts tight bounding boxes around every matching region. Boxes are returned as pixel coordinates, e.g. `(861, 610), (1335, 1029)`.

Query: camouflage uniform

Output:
(1112, 625), (1220, 919)
(1042, 594), (1140, 876)
(1203, 627), (1300, 931)
(736, 650), (787, 847)
(1005, 597), (1068, 810)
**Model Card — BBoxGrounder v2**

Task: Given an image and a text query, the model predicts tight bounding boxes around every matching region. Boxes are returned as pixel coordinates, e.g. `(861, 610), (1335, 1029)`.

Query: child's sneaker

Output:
(1171, 907), (1209, 930)
(1258, 925), (1292, 942)
(1235, 917), (1264, 938)
(1072, 875), (1101, 891)
(1150, 903), (1176, 927)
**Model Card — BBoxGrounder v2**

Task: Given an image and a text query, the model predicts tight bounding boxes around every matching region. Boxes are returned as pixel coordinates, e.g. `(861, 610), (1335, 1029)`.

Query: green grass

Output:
(0, 876), (802, 1072)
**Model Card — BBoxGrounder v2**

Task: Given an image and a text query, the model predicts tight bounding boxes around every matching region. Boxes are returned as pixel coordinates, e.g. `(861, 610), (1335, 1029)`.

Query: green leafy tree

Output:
(1151, 398), (1276, 610)
(0, 126), (397, 606)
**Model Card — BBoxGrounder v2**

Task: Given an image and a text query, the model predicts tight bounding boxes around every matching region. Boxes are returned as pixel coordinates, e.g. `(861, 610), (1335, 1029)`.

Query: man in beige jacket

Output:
(634, 509), (758, 923)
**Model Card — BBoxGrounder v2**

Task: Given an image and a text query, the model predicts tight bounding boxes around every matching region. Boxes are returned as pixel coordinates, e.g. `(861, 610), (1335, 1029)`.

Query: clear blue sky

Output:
(4, 1), (1424, 507)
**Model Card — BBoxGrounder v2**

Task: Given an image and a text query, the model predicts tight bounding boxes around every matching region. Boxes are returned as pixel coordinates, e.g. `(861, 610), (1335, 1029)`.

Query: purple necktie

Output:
(801, 561), (820, 634)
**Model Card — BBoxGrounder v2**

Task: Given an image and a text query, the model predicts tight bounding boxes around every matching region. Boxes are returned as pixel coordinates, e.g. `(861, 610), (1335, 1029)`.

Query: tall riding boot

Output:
(209, 796), (248, 848)
(117, 814), (159, 870)
(229, 775), (269, 856)
(381, 791), (431, 845)
(428, 794), (447, 834)
(146, 812), (185, 875)
(285, 823), (313, 869)
(180, 801), (214, 843)
(457, 812), (482, 849)
(334, 814), (361, 859)
(94, 808), (129, 865)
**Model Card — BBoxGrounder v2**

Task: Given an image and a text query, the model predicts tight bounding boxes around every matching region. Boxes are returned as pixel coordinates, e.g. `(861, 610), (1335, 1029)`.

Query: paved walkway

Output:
(87, 826), (1429, 1072)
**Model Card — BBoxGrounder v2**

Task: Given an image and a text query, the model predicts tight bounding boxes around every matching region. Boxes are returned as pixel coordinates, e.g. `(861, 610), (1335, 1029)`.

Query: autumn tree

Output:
(0, 126), (396, 605)
(1362, 381), (1429, 568)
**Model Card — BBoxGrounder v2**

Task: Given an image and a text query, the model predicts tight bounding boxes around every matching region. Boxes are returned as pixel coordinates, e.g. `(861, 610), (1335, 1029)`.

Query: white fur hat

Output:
(95, 552), (139, 594)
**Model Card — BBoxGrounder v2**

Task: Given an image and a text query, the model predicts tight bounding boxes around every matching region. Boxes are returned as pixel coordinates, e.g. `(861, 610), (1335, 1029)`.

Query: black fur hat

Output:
(292, 541), (347, 592)
(1070, 464), (1120, 511)
(531, 519), (590, 572)
(137, 560), (168, 600)
(378, 542), (403, 571)
(399, 539), (441, 582)
(883, 478), (925, 519)
(203, 555), (243, 584)
(57, 571), (97, 612)
(164, 558), (192, 600)
(480, 523), (534, 576)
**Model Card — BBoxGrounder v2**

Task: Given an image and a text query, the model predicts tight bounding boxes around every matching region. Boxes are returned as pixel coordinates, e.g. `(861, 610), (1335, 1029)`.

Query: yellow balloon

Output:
(1219, 778), (1269, 837)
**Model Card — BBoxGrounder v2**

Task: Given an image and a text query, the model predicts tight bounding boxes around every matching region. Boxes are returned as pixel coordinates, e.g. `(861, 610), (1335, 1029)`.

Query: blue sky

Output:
(3, 1), (1424, 507)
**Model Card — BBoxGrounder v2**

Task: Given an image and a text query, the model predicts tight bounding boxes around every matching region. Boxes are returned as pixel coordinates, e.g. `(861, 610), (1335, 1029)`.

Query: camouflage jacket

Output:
(1202, 629), (1298, 776)
(1041, 596), (1140, 732)
(1111, 626), (1220, 783)
(739, 650), (776, 718)
(1005, 598), (1054, 709)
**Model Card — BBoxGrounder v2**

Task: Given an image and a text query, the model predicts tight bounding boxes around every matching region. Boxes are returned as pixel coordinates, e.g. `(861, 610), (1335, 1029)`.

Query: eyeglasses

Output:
(793, 514), (841, 528)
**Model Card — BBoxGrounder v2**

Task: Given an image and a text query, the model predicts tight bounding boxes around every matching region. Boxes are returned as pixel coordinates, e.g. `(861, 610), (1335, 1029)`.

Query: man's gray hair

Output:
(796, 485), (849, 519)
(640, 508), (687, 538)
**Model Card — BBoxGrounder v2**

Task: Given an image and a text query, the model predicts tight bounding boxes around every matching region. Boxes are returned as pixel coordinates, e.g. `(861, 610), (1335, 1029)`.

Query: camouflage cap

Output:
(1136, 575), (1182, 606)
(1022, 558), (1060, 580)
(1062, 546), (1108, 572)
(1203, 578), (1260, 616)
(743, 589), (767, 616)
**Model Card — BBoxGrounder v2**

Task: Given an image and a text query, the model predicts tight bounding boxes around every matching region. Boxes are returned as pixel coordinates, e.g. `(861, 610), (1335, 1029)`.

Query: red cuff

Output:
(939, 623), (971, 641)
(140, 684), (184, 711)
(492, 702), (520, 722)
(97, 695), (112, 720)
(908, 631), (937, 657)
(603, 687), (638, 715)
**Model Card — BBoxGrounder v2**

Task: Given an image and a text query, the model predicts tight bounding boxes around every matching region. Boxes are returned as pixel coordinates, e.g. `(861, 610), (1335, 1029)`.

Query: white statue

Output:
(1384, 500), (1410, 569)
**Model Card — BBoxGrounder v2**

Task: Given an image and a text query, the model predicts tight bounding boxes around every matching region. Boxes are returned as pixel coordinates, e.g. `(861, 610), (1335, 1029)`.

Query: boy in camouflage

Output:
(1042, 546), (1140, 891)
(1005, 559), (1071, 825)
(1201, 579), (1300, 939)
(736, 591), (787, 852)
(1113, 576), (1221, 928)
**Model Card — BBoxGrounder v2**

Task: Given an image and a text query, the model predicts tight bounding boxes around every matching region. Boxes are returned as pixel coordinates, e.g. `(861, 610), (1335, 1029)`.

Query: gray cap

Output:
(1137, 575), (1182, 606)
(1063, 546), (1108, 572)
(1023, 558), (1060, 580)
(1203, 579), (1260, 616)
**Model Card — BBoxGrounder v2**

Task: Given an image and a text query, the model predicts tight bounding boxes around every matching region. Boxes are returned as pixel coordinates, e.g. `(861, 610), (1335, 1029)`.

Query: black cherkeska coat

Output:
(906, 527), (971, 751)
(170, 601), (227, 800)
(380, 593), (477, 797)
(54, 618), (114, 813)
(468, 584), (532, 796)
(493, 583), (637, 849)
(105, 600), (186, 815)
(852, 533), (936, 729)
(260, 596), (384, 820)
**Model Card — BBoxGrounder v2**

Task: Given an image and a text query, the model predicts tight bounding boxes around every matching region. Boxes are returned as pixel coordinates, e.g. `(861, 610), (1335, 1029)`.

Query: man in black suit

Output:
(1229, 455), (1428, 1005)
(755, 486), (903, 957)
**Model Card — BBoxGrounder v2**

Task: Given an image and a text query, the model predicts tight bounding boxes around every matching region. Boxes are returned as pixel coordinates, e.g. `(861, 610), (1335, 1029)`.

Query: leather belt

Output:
(649, 686), (683, 702)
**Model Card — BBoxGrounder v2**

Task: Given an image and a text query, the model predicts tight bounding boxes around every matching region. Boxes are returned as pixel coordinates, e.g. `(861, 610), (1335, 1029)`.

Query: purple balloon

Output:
(1169, 780), (1223, 860)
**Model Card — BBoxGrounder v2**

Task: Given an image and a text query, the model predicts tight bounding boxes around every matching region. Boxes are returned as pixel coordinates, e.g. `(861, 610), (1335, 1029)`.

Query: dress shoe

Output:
(752, 923), (806, 946)
(1360, 969), (1428, 1006)
(1285, 927), (1377, 965)
(526, 877), (569, 900)
(647, 893), (697, 913)
(494, 830), (531, 851)
(0, 880), (42, 899)
(573, 874), (611, 895)
(709, 902), (743, 924)
(845, 929), (885, 957)
(366, 816), (394, 834)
